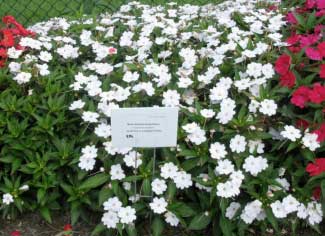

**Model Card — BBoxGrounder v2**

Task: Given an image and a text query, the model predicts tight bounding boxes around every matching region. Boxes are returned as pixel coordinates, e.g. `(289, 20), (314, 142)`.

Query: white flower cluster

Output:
(6, 0), (323, 230)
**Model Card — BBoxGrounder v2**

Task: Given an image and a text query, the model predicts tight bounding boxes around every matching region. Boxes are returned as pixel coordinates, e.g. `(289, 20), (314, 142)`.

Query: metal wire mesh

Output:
(0, 0), (224, 26)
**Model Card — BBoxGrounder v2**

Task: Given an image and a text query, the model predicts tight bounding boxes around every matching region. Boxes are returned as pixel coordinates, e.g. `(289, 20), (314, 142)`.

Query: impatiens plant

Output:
(0, 0), (325, 235)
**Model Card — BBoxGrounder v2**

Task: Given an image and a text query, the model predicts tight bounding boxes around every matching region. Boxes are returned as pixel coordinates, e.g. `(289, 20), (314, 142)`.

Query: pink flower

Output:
(306, 47), (322, 60)
(317, 0), (325, 9)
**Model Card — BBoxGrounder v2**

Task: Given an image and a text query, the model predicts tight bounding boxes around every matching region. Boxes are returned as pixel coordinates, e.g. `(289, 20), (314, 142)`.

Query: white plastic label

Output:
(111, 107), (179, 148)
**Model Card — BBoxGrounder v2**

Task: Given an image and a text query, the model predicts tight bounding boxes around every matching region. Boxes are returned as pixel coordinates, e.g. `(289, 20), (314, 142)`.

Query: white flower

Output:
(164, 211), (179, 226)
(82, 111), (99, 123)
(229, 135), (247, 153)
(150, 197), (168, 214)
(282, 195), (299, 214)
(240, 200), (263, 224)
(248, 140), (265, 154)
(102, 211), (119, 229)
(118, 206), (136, 224)
(209, 142), (227, 159)
(2, 193), (14, 205)
(151, 179), (167, 195)
(13, 72), (32, 84)
(200, 109), (215, 118)
(271, 201), (287, 218)
(123, 151), (142, 168)
(78, 145), (97, 171)
(110, 164), (125, 180)
(7, 47), (23, 59)
(103, 197), (122, 212)
(243, 155), (268, 176)
(162, 90), (180, 107)
(226, 202), (241, 219)
(94, 123), (111, 138)
(69, 100), (85, 110)
(215, 159), (234, 175)
(57, 44), (79, 59)
(160, 162), (178, 179)
(307, 202), (323, 225)
(302, 133), (320, 151)
(123, 71), (139, 83)
(174, 171), (192, 189)
(259, 99), (277, 116)
(39, 51), (53, 62)
(280, 125), (301, 142)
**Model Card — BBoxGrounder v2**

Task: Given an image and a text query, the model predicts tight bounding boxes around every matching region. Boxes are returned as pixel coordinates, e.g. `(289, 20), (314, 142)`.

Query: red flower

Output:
(275, 54), (291, 75)
(320, 64), (325, 78)
(0, 29), (15, 47)
(0, 48), (7, 58)
(64, 224), (72, 231)
(313, 123), (325, 142)
(317, 42), (325, 57)
(10, 231), (21, 236)
(280, 71), (296, 88)
(306, 47), (322, 60)
(286, 34), (300, 45)
(306, 158), (325, 176)
(291, 86), (311, 108)
(309, 83), (325, 103)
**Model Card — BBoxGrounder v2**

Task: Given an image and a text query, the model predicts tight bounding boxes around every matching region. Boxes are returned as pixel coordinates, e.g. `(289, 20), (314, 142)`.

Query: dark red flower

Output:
(64, 224), (72, 231)
(309, 83), (325, 103)
(280, 71), (296, 88)
(275, 54), (291, 75)
(313, 187), (321, 200)
(306, 158), (325, 176)
(296, 119), (310, 129)
(0, 60), (5, 67)
(291, 86), (311, 108)
(306, 47), (322, 60)
(10, 231), (21, 236)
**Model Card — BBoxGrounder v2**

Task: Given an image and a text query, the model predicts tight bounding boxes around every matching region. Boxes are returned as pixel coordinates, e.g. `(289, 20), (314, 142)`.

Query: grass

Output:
(0, 0), (225, 26)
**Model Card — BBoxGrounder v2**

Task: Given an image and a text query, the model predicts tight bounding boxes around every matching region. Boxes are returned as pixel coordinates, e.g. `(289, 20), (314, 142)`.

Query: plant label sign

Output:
(111, 107), (179, 148)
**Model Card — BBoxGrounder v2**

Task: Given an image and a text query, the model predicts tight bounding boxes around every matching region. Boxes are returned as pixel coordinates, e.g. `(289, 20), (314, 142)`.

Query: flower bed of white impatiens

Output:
(2, 0), (324, 235)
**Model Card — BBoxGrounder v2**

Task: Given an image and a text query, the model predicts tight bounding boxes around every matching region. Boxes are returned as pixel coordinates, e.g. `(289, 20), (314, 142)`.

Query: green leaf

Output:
(40, 207), (52, 223)
(152, 216), (164, 236)
(91, 224), (106, 236)
(219, 217), (232, 236)
(300, 149), (315, 162)
(142, 178), (151, 196)
(79, 173), (109, 190)
(168, 202), (196, 217)
(265, 208), (279, 232)
(188, 212), (211, 230)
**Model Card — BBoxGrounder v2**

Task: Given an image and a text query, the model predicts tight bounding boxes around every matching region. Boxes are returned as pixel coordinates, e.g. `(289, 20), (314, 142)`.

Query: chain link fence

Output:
(0, 0), (224, 26)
